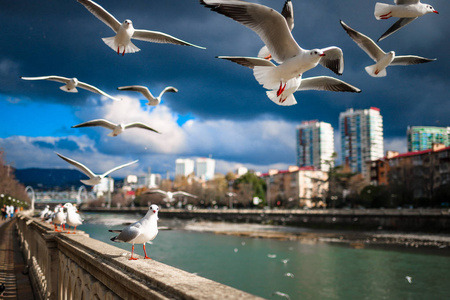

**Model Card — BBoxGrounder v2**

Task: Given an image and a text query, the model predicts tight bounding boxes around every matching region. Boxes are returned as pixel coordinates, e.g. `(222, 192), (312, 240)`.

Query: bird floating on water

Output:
(340, 20), (435, 77)
(72, 119), (161, 136)
(77, 0), (205, 55)
(21, 76), (121, 101)
(374, 0), (439, 42)
(117, 86), (178, 106)
(109, 204), (159, 260)
(56, 152), (138, 186)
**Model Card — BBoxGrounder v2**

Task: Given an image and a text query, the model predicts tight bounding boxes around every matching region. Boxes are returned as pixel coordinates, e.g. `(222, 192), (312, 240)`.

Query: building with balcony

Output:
(296, 120), (335, 171)
(339, 107), (384, 176)
(407, 126), (450, 152)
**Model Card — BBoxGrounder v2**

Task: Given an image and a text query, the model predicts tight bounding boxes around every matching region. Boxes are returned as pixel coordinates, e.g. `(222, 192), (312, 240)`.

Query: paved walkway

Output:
(0, 218), (34, 299)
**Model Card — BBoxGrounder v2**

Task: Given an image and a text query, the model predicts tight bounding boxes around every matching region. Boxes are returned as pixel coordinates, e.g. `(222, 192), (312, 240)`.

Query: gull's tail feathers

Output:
(266, 90), (297, 106)
(365, 64), (387, 77)
(60, 86), (78, 93)
(102, 37), (141, 54)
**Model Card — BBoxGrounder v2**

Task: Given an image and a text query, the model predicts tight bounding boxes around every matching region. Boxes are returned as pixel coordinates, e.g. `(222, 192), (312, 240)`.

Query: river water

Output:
(77, 212), (450, 300)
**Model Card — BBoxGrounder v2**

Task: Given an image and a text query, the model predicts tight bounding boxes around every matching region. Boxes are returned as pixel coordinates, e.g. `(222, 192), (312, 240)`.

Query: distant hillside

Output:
(14, 168), (88, 189)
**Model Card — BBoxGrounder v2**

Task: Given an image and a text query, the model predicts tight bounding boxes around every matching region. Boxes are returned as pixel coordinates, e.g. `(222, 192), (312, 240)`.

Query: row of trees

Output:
(0, 150), (30, 207)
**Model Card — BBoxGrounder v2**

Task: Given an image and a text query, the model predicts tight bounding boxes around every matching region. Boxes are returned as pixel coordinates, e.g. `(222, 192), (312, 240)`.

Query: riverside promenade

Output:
(7, 212), (263, 300)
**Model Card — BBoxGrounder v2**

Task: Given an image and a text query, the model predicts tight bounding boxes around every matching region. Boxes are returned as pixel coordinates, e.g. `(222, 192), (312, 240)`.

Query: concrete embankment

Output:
(81, 207), (450, 233)
(15, 212), (263, 300)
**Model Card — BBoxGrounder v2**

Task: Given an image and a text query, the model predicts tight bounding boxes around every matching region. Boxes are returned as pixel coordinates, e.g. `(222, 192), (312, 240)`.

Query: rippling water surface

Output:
(77, 212), (450, 300)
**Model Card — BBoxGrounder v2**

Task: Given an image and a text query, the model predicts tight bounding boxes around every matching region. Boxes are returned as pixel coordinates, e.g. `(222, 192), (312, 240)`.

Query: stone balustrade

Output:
(16, 213), (262, 300)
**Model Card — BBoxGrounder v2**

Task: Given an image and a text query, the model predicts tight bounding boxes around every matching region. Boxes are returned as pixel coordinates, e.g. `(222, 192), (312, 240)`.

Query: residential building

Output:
(339, 107), (384, 175)
(261, 166), (328, 208)
(407, 126), (450, 152)
(196, 157), (215, 181)
(296, 120), (335, 171)
(175, 158), (195, 177)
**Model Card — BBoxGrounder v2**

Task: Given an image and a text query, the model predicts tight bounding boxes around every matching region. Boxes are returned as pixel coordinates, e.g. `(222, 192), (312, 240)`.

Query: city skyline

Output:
(1, 0), (448, 177)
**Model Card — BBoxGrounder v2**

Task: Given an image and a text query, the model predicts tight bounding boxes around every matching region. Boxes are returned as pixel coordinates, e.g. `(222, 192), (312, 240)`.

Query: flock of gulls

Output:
(28, 0), (439, 264)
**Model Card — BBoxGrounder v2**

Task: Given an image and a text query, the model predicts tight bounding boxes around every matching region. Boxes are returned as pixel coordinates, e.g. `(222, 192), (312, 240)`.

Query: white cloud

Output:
(384, 137), (407, 154)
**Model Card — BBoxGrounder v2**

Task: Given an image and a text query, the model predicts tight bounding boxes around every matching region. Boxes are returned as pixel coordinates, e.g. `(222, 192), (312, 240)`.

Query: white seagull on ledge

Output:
(21, 76), (121, 101)
(77, 0), (205, 56)
(72, 119), (161, 136)
(109, 204), (159, 260)
(55, 152), (138, 186)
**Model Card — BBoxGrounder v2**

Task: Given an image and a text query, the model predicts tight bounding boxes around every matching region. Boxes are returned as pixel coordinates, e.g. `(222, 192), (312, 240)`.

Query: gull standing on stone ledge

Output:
(109, 204), (159, 260)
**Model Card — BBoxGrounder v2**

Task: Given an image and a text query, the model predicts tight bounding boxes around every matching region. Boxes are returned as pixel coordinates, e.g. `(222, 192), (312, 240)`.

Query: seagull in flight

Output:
(200, 0), (344, 104)
(218, 56), (360, 106)
(21, 76), (121, 101)
(145, 189), (197, 202)
(340, 20), (435, 77)
(72, 119), (161, 136)
(374, 0), (439, 41)
(110, 205), (159, 260)
(56, 152), (138, 186)
(77, 0), (205, 55)
(117, 86), (178, 106)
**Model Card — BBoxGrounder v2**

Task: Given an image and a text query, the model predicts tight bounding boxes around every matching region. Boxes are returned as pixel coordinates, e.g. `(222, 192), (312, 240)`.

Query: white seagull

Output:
(72, 119), (160, 136)
(39, 205), (50, 220)
(21, 76), (121, 101)
(200, 0), (344, 103)
(63, 203), (83, 234)
(218, 56), (360, 106)
(340, 20), (435, 77)
(145, 189), (198, 203)
(117, 85), (178, 106)
(52, 206), (66, 232)
(77, 0), (205, 55)
(55, 152), (138, 186)
(257, 0), (294, 61)
(375, 1), (439, 42)
(109, 204), (159, 260)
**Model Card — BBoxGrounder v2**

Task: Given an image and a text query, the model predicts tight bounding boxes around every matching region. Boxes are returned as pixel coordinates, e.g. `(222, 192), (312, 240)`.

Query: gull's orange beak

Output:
(320, 54), (325, 57)
(433, 10), (439, 14)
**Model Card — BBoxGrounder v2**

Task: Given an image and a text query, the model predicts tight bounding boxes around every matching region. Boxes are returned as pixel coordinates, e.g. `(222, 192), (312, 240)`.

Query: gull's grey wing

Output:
(298, 76), (361, 93)
(377, 18), (417, 42)
(72, 119), (117, 130)
(21, 75), (70, 84)
(118, 85), (154, 101)
(390, 55), (436, 66)
(144, 189), (169, 196)
(132, 30), (206, 49)
(116, 224), (141, 243)
(172, 191), (198, 198)
(281, 0), (294, 31)
(340, 20), (385, 62)
(217, 56), (276, 69)
(55, 152), (96, 178)
(124, 122), (161, 134)
(102, 160), (138, 177)
(200, 0), (301, 63)
(395, 0), (419, 5)
(77, 0), (121, 32)
(158, 86), (178, 99)
(319, 47), (344, 75)
(77, 81), (121, 101)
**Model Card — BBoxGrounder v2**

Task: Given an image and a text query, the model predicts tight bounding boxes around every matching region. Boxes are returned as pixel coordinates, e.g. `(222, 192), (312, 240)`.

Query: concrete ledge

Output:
(16, 213), (263, 300)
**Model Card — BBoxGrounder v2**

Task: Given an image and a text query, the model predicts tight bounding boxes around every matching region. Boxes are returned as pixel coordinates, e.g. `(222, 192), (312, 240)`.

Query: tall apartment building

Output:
(175, 158), (195, 177)
(339, 107), (384, 175)
(196, 157), (216, 181)
(296, 120), (335, 171)
(407, 126), (450, 152)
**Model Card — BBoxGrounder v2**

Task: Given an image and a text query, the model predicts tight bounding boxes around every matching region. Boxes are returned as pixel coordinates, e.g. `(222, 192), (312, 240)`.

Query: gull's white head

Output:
(310, 49), (325, 57)
(425, 5), (438, 14)
(149, 204), (159, 216)
(123, 19), (133, 28)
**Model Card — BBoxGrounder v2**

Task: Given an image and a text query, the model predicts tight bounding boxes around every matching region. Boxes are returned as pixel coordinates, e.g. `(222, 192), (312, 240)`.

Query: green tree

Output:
(233, 172), (266, 206)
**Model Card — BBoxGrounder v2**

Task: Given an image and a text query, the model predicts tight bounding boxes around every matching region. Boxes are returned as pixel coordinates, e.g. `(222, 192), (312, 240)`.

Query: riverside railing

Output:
(15, 213), (262, 300)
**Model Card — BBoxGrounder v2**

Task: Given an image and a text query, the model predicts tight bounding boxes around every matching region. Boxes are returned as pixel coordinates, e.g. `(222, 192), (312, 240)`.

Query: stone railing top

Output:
(17, 214), (263, 300)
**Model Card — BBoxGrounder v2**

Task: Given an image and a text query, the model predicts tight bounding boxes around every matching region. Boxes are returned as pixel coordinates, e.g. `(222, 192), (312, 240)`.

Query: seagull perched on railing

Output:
(145, 189), (197, 202)
(109, 204), (159, 260)
(63, 203), (83, 234)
